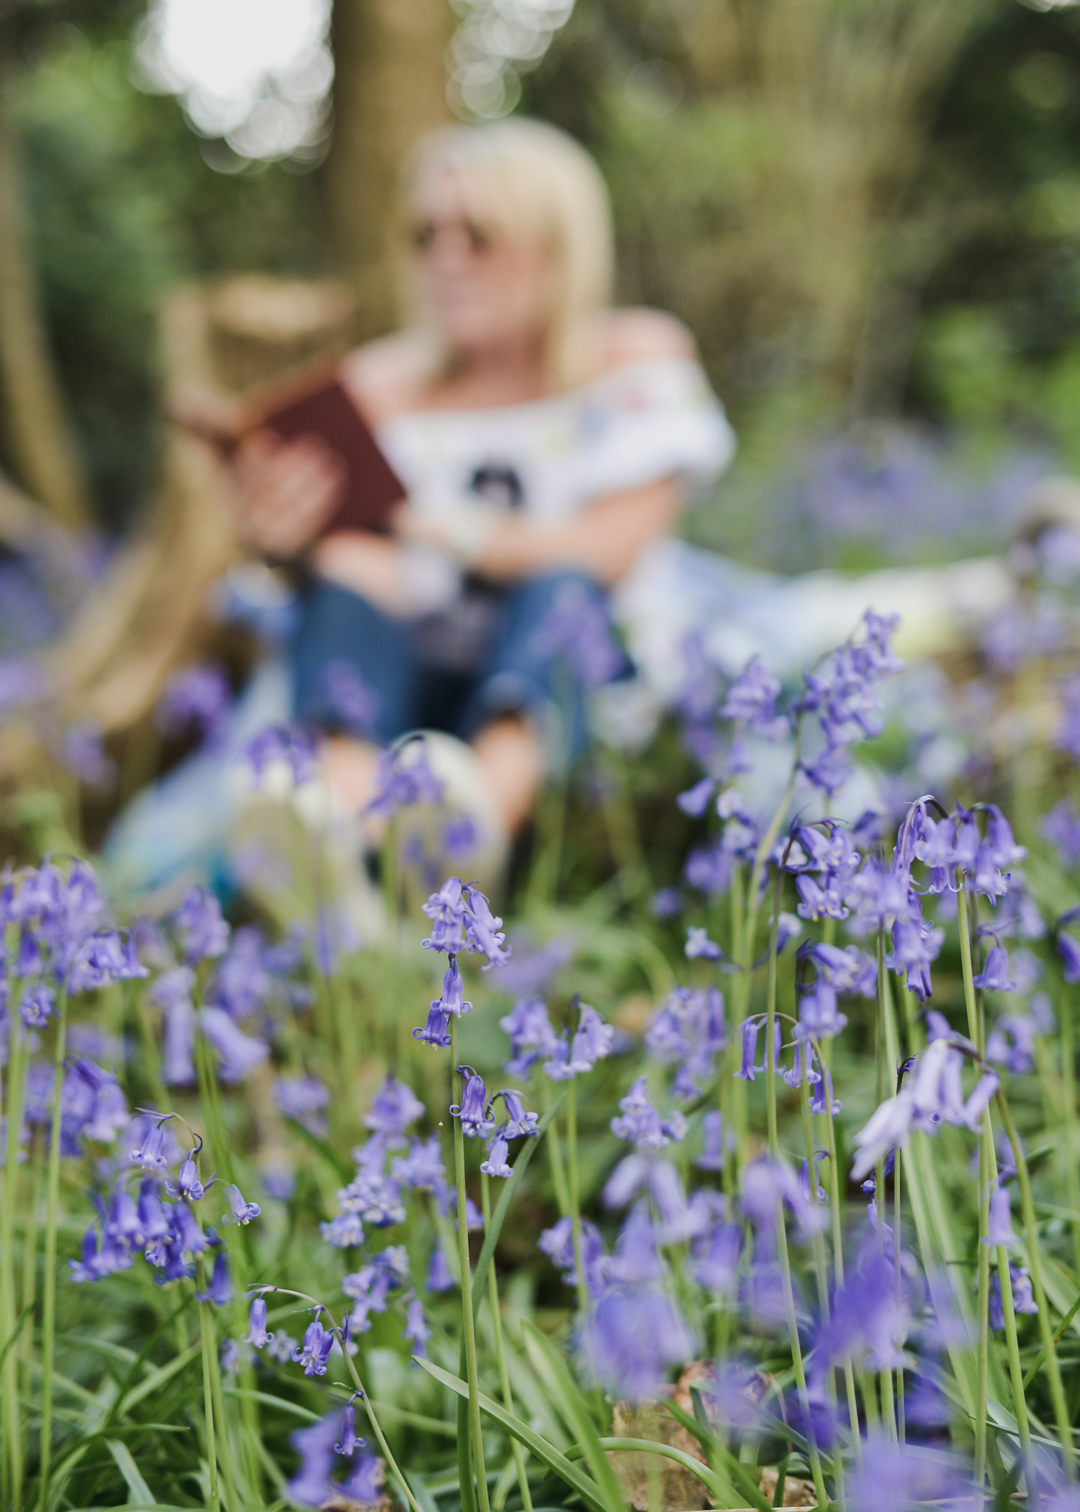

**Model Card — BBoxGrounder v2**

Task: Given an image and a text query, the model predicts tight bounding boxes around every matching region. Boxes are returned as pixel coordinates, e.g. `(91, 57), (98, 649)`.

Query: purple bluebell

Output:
(128, 1118), (169, 1173)
(168, 1148), (205, 1203)
(693, 1219), (741, 1292)
(538, 1215), (605, 1299)
(287, 1413), (339, 1506)
(685, 926), (722, 961)
(19, 982), (55, 1027)
(172, 886), (229, 965)
(646, 987), (725, 1098)
(170, 1200), (209, 1256)
(137, 1179), (170, 1242)
(1043, 798), (1080, 868)
(607, 1203), (665, 1285)
(427, 958), (472, 1025)
(157, 664), (232, 741)
(199, 1007), (268, 1082)
(795, 873), (849, 921)
(162, 994), (196, 1087)
(809, 941), (877, 996)
(367, 737), (444, 817)
(986, 1013), (1038, 1074)
(1059, 931), (1080, 983)
(798, 981), (848, 1040)
(421, 877), (509, 968)
(426, 1240), (454, 1292)
(222, 1184), (261, 1225)
(333, 1167), (405, 1228)
(246, 722), (320, 787)
(531, 579), (626, 688)
(676, 777), (714, 817)
(339, 1453), (385, 1506)
(274, 1075), (330, 1135)
(62, 720), (115, 789)
(413, 1003), (451, 1048)
(578, 1288), (692, 1403)
(696, 1110), (726, 1172)
(544, 1002), (615, 1081)
(491, 1089), (537, 1138)
(610, 1077), (687, 1149)
(989, 1263), (1037, 1330)
(293, 1315), (335, 1377)
(403, 1295), (431, 1357)
(1031, 992), (1056, 1034)
(733, 1015), (781, 1082)
(845, 1436), (970, 1512)
(321, 659), (380, 738)
(684, 840), (734, 897)
(68, 1228), (104, 1283)
(480, 1132), (512, 1178)
(320, 1212), (365, 1248)
(451, 1069), (495, 1138)
(334, 1400), (362, 1457)
(197, 1250), (233, 1306)
(741, 1156), (825, 1238)
(499, 995), (559, 1075)
(986, 1186), (1015, 1247)
(364, 1076), (425, 1139)
(391, 1134), (453, 1214)
(245, 1295), (273, 1347)
(722, 656), (788, 739)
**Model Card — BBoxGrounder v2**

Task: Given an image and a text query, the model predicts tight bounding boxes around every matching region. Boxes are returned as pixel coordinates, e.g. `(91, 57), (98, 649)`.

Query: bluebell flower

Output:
(578, 1287), (692, 1403)
(808, 941), (877, 996)
(1043, 798), (1080, 868)
(685, 926), (722, 961)
(334, 1167), (406, 1227)
(366, 737), (445, 817)
(246, 722), (321, 787)
(695, 1110), (726, 1172)
(986, 1186), (1016, 1248)
(741, 1156), (825, 1238)
(364, 1076), (425, 1139)
(339, 1452), (385, 1506)
(170, 1201), (209, 1257)
(499, 994), (559, 1074)
(68, 1227), (103, 1283)
(1058, 929), (1080, 983)
(973, 944), (1017, 992)
(607, 1203), (664, 1285)
(244, 1295), (273, 1348)
(480, 1132), (512, 1178)
(287, 1413), (339, 1506)
(199, 1007), (268, 1083)
(320, 1212), (365, 1248)
(646, 987), (726, 1099)
(492, 1089), (538, 1138)
(431, 958), (472, 1019)
(846, 1437), (970, 1512)
(676, 777), (714, 817)
(692, 1218), (741, 1292)
(136, 1179), (170, 1242)
(544, 1002), (614, 1081)
(797, 981), (848, 1040)
(391, 1134), (453, 1214)
(197, 1251), (233, 1307)
(293, 1315), (335, 1377)
(986, 1013), (1038, 1074)
(650, 887), (682, 918)
(538, 1215), (605, 1299)
(334, 1400), (363, 1457)
(610, 1076), (687, 1149)
(721, 656), (788, 740)
(222, 1184), (261, 1225)
(19, 982), (55, 1027)
(989, 1263), (1037, 1330)
(426, 1240), (454, 1291)
(413, 1003), (451, 1048)
(105, 1188), (146, 1250)
(274, 1074), (330, 1135)
(321, 659), (380, 739)
(531, 578), (626, 688)
(167, 1146), (205, 1202)
(14, 925), (42, 978)
(157, 664), (232, 741)
(172, 885), (229, 965)
(451, 1068), (495, 1138)
(684, 840), (734, 898)
(403, 1295), (431, 1358)
(795, 873), (849, 921)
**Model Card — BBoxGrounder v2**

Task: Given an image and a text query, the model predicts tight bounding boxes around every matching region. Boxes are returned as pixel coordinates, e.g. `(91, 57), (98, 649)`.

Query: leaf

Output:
(472, 1094), (565, 1323)
(416, 1356), (608, 1512)
(105, 1438), (156, 1504)
(668, 1392), (775, 1512)
(521, 1320), (628, 1512)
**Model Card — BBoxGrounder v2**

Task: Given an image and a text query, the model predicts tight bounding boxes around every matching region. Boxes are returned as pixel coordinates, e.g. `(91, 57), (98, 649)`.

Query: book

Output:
(173, 368), (407, 536)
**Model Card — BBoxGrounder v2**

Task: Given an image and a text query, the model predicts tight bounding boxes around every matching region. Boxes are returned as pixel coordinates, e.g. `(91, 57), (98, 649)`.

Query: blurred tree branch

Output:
(0, 57), (91, 529)
(321, 0), (451, 336)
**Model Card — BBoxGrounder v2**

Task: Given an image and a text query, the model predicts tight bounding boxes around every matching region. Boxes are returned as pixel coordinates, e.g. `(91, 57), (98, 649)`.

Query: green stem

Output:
(542, 1081), (570, 1219)
(764, 863), (783, 1159)
(480, 1175), (533, 1512)
(197, 1273), (222, 1512)
(774, 1209), (829, 1509)
(995, 1241), (1033, 1490)
(820, 1066), (862, 1468)
(1060, 989), (1080, 1282)
(451, 1019), (491, 1512)
(956, 886), (989, 1490)
(37, 986), (68, 1512)
(1, 997), (26, 1511)
(565, 1080), (590, 1321)
(996, 1089), (1077, 1480)
(874, 932), (896, 1441)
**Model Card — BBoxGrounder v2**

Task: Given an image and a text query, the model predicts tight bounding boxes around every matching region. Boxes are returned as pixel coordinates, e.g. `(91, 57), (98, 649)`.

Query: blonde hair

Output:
(401, 118), (615, 391)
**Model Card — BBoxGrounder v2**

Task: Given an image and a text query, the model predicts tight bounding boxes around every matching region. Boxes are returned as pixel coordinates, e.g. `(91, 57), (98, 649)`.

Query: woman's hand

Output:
(231, 430), (346, 559)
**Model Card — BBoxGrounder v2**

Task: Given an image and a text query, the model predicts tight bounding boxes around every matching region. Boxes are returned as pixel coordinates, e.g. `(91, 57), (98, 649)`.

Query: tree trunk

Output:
(0, 72), (92, 531)
(321, 0), (451, 338)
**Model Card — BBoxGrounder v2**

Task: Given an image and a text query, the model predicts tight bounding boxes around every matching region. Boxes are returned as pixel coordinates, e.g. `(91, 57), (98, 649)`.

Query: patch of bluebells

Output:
(156, 664), (233, 745)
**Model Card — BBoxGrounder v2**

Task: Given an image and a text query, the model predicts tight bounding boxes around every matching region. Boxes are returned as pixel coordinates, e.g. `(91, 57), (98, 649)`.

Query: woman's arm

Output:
(397, 475), (684, 587)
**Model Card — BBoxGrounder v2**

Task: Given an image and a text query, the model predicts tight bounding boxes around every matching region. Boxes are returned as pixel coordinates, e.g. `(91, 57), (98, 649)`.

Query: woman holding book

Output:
(231, 119), (733, 865)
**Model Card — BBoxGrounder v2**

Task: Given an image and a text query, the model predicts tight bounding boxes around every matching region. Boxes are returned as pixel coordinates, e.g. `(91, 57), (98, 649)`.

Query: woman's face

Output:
(409, 168), (554, 358)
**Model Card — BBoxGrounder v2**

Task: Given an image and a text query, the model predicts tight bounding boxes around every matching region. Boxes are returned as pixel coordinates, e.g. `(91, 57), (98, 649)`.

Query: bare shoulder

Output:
(340, 332), (434, 425)
(592, 308), (698, 372)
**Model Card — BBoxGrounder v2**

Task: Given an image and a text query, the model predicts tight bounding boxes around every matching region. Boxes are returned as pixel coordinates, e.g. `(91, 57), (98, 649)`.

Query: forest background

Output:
(3, 0), (1080, 581)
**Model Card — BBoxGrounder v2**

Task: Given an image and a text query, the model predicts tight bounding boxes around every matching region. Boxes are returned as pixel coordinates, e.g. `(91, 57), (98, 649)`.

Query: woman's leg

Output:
(471, 714), (545, 834)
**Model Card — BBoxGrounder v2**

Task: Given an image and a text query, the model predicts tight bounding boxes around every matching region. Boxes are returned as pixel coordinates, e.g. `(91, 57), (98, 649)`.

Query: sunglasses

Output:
(410, 217), (494, 256)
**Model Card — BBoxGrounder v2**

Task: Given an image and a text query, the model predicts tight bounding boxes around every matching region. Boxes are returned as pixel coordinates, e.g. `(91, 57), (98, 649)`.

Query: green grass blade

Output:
(416, 1356), (608, 1512)
(105, 1438), (156, 1504)
(566, 1437), (732, 1504)
(520, 1321), (627, 1512)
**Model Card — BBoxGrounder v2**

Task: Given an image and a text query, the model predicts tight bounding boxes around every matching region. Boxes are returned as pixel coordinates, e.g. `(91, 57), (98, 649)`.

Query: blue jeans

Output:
(289, 570), (628, 758)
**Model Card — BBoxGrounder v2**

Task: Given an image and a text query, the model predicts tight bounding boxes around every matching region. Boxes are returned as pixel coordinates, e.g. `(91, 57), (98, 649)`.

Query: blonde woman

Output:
(227, 119), (735, 857)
